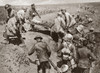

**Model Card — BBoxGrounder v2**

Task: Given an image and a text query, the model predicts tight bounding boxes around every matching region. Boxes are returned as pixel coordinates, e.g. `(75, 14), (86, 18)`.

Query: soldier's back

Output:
(35, 42), (49, 62)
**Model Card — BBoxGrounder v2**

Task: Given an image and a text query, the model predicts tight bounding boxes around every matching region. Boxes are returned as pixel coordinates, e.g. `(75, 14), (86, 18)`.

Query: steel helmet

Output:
(63, 33), (73, 42)
(5, 4), (11, 9)
(61, 64), (69, 72)
(76, 25), (84, 33)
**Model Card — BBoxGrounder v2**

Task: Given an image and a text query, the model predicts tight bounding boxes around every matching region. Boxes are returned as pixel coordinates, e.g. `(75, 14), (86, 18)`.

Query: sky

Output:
(0, 0), (100, 5)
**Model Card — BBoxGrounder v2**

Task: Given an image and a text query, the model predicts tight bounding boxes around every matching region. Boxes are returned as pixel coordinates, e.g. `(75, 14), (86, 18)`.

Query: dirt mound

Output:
(91, 62), (100, 73)
(0, 32), (57, 73)
(0, 44), (30, 73)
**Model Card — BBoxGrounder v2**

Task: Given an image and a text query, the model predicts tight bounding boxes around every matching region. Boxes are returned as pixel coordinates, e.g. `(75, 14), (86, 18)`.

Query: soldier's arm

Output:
(7, 20), (16, 34)
(89, 50), (96, 61)
(71, 45), (77, 61)
(61, 18), (66, 30)
(10, 9), (16, 17)
(66, 14), (71, 27)
(47, 44), (51, 55)
(47, 45), (51, 53)
(45, 42), (51, 57)
(34, 9), (41, 18)
(25, 9), (32, 21)
(28, 44), (35, 56)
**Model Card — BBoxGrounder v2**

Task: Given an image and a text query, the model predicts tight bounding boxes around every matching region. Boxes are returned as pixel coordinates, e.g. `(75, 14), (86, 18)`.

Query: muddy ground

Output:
(0, 3), (100, 73)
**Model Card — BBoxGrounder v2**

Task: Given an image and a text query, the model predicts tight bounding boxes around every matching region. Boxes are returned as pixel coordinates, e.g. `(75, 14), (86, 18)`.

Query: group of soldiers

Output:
(3, 3), (42, 45)
(2, 3), (97, 73)
(80, 5), (96, 14)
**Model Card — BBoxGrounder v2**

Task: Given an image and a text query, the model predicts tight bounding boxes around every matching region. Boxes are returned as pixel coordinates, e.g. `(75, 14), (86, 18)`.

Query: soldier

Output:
(57, 33), (77, 73)
(51, 12), (66, 51)
(73, 25), (85, 47)
(53, 12), (66, 39)
(63, 33), (77, 63)
(25, 3), (41, 21)
(77, 40), (96, 73)
(86, 27), (95, 52)
(3, 10), (25, 45)
(75, 14), (83, 24)
(82, 15), (93, 26)
(28, 36), (51, 73)
(60, 9), (76, 30)
(25, 4), (42, 30)
(5, 4), (16, 23)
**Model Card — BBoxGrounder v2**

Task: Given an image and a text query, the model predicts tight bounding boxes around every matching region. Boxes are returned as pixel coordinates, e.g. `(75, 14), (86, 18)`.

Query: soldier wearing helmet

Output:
(25, 3), (42, 30)
(28, 35), (51, 73)
(73, 25), (86, 47)
(77, 39), (96, 73)
(53, 12), (65, 35)
(60, 9), (76, 30)
(86, 27), (96, 52)
(25, 3), (41, 21)
(57, 33), (77, 73)
(3, 10), (26, 45)
(5, 4), (16, 22)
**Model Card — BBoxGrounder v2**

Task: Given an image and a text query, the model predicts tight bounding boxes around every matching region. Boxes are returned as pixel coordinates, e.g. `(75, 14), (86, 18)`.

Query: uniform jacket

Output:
(61, 42), (77, 61)
(52, 16), (65, 33)
(25, 8), (37, 20)
(64, 12), (76, 28)
(28, 41), (51, 62)
(7, 9), (16, 19)
(6, 16), (18, 36)
(86, 32), (95, 43)
(77, 46), (96, 68)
